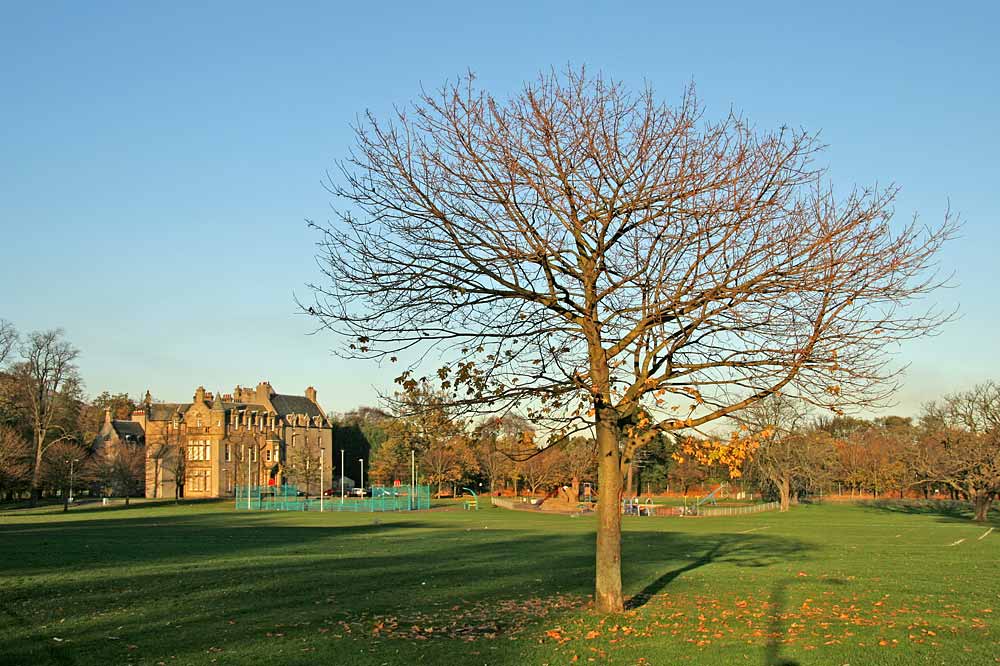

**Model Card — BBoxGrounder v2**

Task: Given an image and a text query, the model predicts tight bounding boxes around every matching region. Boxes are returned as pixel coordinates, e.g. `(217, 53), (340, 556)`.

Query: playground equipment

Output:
(461, 487), (478, 511)
(682, 483), (729, 516)
(621, 496), (656, 516)
(235, 484), (431, 512)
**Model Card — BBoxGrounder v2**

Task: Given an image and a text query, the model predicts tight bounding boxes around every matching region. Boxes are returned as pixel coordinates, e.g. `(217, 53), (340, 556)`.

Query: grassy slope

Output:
(0, 501), (996, 666)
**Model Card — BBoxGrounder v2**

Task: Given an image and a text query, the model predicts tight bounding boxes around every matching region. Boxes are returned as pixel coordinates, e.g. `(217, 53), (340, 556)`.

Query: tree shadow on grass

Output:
(856, 499), (999, 526)
(626, 532), (811, 609)
(761, 576), (847, 666)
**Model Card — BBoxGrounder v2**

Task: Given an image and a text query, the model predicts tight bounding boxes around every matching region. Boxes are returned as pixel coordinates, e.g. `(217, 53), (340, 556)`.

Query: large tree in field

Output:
(12, 330), (82, 506)
(924, 383), (1000, 521)
(741, 394), (837, 511)
(307, 69), (954, 612)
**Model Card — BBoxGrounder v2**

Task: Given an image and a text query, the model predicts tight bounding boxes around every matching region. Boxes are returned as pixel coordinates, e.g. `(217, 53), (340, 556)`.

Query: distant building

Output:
(127, 381), (333, 499)
(93, 407), (146, 456)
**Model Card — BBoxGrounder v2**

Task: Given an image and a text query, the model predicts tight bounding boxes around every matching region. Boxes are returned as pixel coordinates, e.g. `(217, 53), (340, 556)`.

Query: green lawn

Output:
(0, 500), (996, 665)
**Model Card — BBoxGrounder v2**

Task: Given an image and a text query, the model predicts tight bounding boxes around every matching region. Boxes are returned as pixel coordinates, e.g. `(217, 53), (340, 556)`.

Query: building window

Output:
(266, 449), (272, 462)
(186, 441), (211, 461)
(188, 470), (212, 492)
(225, 443), (231, 462)
(197, 415), (203, 428)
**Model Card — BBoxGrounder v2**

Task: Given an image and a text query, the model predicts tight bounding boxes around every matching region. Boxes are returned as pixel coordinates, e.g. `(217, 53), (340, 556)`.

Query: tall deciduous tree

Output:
(741, 394), (837, 511)
(926, 383), (1000, 521)
(13, 329), (81, 505)
(307, 69), (955, 611)
(0, 319), (17, 367)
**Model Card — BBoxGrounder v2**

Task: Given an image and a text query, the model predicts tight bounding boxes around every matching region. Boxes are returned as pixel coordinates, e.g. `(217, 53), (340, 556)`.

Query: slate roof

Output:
(111, 420), (146, 440)
(271, 394), (325, 420)
(146, 403), (191, 421)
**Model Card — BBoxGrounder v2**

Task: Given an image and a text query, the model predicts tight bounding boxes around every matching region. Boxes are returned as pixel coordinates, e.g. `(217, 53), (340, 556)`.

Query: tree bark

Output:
(594, 414), (624, 613)
(778, 477), (791, 512)
(30, 431), (44, 507)
(973, 494), (992, 522)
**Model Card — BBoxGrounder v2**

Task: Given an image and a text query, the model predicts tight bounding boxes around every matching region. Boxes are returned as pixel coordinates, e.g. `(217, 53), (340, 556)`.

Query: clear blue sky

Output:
(1, 1), (997, 417)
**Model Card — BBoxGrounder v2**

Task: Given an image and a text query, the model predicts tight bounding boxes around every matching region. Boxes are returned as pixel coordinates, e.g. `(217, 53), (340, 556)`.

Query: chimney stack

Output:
(305, 386), (317, 403)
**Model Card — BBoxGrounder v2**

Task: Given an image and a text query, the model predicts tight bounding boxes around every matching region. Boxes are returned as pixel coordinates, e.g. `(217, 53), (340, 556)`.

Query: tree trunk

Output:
(570, 476), (580, 503)
(30, 433), (44, 507)
(625, 461), (634, 497)
(973, 494), (992, 522)
(594, 414), (624, 613)
(778, 477), (791, 512)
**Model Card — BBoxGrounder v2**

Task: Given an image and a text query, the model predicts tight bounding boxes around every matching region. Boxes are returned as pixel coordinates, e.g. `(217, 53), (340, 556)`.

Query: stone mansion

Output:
(97, 381), (334, 499)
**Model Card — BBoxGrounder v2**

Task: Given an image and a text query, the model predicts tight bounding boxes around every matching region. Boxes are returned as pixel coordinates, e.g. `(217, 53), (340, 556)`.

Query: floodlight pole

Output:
(320, 448), (325, 513)
(359, 458), (364, 494)
(246, 446), (252, 510)
(340, 448), (345, 504)
(410, 449), (415, 510)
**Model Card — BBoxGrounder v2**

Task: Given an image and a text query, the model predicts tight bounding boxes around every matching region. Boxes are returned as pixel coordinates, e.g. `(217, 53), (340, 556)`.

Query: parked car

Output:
(351, 487), (369, 497)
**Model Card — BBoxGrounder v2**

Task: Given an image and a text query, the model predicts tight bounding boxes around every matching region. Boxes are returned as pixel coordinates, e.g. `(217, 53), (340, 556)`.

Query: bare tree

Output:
(40, 440), (89, 512)
(12, 330), (81, 506)
(0, 319), (17, 367)
(285, 433), (323, 495)
(926, 384), (1000, 521)
(307, 69), (955, 611)
(742, 394), (822, 510)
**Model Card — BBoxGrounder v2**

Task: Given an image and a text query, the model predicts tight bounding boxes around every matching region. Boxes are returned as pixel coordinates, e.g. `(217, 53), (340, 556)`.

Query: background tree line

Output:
(342, 379), (998, 524)
(0, 320), (144, 507)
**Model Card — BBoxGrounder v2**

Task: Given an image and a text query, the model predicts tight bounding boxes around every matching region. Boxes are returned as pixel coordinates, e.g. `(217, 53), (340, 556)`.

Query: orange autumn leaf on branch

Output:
(672, 428), (769, 478)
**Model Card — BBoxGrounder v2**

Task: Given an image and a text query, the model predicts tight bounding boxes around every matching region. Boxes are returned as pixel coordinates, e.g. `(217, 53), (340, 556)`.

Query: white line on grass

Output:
(978, 527), (994, 540)
(948, 538), (966, 547)
(739, 526), (770, 534)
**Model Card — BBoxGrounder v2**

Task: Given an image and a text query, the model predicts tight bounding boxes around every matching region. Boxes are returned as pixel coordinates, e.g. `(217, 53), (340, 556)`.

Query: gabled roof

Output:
(271, 394), (325, 420)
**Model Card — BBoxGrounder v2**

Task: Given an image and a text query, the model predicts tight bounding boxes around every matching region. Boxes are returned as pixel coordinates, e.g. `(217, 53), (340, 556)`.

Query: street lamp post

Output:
(410, 449), (415, 510)
(340, 449), (345, 504)
(320, 448), (325, 513)
(64, 458), (79, 512)
(359, 458), (364, 494)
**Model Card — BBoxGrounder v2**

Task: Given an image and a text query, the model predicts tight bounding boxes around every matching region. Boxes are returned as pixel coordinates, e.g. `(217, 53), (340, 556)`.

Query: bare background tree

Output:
(306, 69), (955, 611)
(12, 329), (82, 506)
(0, 320), (16, 366)
(923, 383), (1000, 521)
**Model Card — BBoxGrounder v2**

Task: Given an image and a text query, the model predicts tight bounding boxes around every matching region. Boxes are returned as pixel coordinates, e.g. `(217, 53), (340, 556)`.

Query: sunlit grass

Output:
(1, 499), (996, 665)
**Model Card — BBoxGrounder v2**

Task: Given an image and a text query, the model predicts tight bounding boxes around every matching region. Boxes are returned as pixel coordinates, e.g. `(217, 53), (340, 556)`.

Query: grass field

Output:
(1, 500), (996, 666)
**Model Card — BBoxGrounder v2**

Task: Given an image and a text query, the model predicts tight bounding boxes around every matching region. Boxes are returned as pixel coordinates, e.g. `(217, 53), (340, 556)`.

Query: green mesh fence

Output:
(234, 484), (431, 512)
